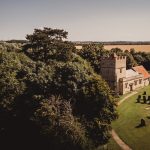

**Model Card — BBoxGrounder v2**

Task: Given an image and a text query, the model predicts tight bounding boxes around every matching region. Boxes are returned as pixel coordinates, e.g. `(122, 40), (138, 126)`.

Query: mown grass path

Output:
(111, 130), (132, 150)
(118, 91), (137, 106)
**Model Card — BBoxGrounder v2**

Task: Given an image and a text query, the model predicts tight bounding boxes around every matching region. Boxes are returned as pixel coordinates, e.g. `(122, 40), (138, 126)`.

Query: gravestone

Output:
(141, 119), (146, 126)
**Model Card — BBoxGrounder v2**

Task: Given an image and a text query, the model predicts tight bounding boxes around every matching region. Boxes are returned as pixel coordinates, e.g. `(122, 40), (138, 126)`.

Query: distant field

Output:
(104, 45), (150, 52)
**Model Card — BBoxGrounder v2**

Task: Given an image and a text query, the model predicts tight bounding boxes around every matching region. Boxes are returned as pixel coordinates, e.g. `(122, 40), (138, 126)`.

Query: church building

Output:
(100, 53), (150, 95)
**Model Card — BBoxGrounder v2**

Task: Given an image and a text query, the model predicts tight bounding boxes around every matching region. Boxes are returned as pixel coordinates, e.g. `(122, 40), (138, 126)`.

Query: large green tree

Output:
(0, 28), (117, 150)
(124, 50), (138, 69)
(23, 27), (75, 63)
(132, 51), (150, 70)
(76, 44), (109, 74)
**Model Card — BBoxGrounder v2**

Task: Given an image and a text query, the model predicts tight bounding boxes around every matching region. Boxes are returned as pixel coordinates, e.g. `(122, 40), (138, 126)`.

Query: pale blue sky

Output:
(0, 0), (150, 41)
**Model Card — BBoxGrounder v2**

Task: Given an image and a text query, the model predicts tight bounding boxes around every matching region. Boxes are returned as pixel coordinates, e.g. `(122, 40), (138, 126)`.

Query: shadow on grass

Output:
(135, 124), (146, 128)
(135, 102), (148, 104)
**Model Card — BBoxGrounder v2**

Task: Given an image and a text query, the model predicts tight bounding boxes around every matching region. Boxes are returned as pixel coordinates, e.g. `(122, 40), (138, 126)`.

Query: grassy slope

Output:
(97, 138), (121, 150)
(106, 138), (122, 150)
(112, 85), (150, 150)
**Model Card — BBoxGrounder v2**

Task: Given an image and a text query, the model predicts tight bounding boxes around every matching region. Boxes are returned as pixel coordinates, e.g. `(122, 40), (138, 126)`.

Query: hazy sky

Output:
(0, 0), (150, 41)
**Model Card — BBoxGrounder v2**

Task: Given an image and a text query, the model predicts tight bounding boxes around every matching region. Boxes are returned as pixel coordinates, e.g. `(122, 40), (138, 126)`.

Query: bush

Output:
(137, 95), (141, 103)
(143, 96), (147, 103)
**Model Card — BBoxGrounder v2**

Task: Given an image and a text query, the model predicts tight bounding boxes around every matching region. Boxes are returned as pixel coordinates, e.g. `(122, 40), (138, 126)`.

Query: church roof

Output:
(126, 69), (140, 78)
(133, 65), (150, 79)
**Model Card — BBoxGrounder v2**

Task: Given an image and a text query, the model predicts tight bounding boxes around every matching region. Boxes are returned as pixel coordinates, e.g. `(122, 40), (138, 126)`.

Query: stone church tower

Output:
(100, 53), (126, 94)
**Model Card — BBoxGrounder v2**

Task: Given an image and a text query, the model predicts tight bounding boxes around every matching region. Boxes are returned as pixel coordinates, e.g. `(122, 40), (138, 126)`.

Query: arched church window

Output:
(120, 68), (122, 73)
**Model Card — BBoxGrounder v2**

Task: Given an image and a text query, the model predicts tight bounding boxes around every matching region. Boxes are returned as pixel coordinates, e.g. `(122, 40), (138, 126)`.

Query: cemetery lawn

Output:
(112, 85), (150, 150)
(106, 138), (122, 150)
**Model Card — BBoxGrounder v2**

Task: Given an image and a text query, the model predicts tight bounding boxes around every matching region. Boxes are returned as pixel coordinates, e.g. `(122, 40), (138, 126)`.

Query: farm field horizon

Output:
(104, 45), (150, 52)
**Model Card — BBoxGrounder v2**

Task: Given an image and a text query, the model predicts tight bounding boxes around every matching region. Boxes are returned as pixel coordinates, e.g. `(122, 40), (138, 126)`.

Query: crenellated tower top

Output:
(100, 53), (126, 60)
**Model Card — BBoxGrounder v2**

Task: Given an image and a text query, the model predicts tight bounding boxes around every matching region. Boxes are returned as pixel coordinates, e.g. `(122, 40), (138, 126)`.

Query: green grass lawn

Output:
(112, 85), (150, 150)
(116, 91), (132, 101)
(97, 138), (121, 150)
(106, 138), (122, 150)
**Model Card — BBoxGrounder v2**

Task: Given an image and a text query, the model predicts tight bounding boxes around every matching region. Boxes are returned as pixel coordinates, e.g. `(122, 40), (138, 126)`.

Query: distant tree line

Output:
(0, 41), (22, 52)
(74, 41), (150, 45)
(76, 45), (150, 72)
(109, 48), (150, 70)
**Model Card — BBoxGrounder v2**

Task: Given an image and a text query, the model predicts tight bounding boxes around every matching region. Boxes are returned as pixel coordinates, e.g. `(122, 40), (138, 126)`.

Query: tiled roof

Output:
(126, 69), (140, 78)
(133, 65), (150, 79)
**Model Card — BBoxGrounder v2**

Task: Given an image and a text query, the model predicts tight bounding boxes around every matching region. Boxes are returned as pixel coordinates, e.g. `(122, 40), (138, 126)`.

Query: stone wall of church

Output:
(115, 56), (126, 82)
(100, 57), (116, 92)
(144, 78), (150, 86)
(100, 54), (149, 95)
(100, 55), (126, 94)
(119, 75), (144, 95)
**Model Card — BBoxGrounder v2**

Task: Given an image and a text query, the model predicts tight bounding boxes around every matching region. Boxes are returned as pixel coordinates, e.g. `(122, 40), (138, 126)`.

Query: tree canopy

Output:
(0, 28), (117, 150)
(23, 27), (75, 63)
(76, 44), (109, 74)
